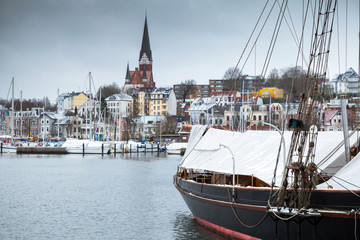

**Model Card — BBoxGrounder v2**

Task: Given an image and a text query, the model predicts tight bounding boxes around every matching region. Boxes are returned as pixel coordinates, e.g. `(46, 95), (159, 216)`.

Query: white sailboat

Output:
(1, 78), (17, 153)
(63, 72), (110, 154)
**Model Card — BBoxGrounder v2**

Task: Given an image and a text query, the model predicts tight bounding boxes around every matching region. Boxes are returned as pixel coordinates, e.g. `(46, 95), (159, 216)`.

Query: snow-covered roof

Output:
(332, 67), (359, 82)
(179, 126), (356, 187)
(189, 97), (217, 111)
(151, 87), (173, 95)
(133, 116), (166, 124)
(105, 93), (132, 101)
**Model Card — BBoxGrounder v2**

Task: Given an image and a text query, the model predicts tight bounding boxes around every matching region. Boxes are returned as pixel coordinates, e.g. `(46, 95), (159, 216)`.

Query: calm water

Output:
(0, 153), (223, 239)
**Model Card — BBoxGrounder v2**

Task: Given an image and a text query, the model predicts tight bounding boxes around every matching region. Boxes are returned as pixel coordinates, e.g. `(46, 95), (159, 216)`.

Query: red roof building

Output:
(123, 15), (156, 93)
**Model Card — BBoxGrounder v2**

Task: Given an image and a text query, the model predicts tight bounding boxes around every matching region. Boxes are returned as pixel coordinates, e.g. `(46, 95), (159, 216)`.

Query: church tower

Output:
(139, 15), (152, 72)
(123, 15), (155, 93)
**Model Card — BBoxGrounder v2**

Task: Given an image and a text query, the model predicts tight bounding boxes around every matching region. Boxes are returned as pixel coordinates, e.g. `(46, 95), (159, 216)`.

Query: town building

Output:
(13, 108), (43, 138)
(105, 93), (132, 118)
(209, 76), (264, 94)
(59, 92), (88, 111)
(78, 99), (100, 119)
(39, 112), (57, 140)
(149, 88), (177, 116)
(188, 98), (217, 125)
(130, 88), (152, 117)
(70, 116), (84, 139)
(330, 68), (360, 95)
(123, 16), (156, 93)
(256, 87), (284, 99)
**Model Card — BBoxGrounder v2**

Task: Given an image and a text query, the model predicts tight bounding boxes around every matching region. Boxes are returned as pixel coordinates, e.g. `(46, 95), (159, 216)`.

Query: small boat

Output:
(166, 142), (187, 155)
(0, 144), (17, 153)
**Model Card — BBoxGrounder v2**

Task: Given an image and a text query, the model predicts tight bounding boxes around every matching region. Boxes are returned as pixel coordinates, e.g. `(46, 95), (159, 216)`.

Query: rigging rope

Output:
(226, 187), (268, 228)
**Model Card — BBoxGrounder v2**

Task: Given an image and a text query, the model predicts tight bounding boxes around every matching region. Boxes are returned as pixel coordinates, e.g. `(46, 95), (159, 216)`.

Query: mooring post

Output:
(114, 143), (116, 156)
(122, 143), (125, 154)
(151, 143), (153, 153)
(101, 143), (104, 156)
(137, 144), (139, 154)
(157, 143), (159, 152)
(0, 142), (2, 154)
(82, 143), (85, 156)
(144, 143), (146, 154)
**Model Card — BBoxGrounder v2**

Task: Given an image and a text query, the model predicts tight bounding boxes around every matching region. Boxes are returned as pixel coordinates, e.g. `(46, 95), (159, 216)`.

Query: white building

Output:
(188, 98), (217, 125)
(105, 93), (132, 118)
(330, 68), (359, 95)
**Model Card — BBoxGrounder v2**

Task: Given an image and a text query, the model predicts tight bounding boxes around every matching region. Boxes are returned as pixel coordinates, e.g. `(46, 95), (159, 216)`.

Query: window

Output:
(333, 119), (336, 123)
(264, 116), (267, 121)
(253, 116), (256, 121)
(154, 106), (156, 110)
(157, 106), (160, 110)
(163, 106), (166, 109)
(339, 119), (341, 123)
(157, 101), (160, 104)
(259, 116), (262, 121)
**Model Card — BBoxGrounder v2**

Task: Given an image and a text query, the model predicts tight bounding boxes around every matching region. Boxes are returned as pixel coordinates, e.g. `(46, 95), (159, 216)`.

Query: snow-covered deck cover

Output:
(317, 153), (360, 191)
(179, 125), (357, 187)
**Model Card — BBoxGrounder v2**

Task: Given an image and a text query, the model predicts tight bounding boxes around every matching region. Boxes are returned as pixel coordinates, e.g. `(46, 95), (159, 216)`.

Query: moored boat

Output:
(166, 142), (187, 155)
(62, 139), (110, 154)
(174, 126), (360, 239)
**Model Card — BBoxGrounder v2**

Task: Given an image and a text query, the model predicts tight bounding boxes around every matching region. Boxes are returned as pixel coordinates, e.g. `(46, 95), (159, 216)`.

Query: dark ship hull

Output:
(174, 176), (360, 239)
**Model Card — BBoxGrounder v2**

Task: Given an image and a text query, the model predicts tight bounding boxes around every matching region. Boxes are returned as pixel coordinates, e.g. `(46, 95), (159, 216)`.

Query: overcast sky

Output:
(0, 0), (358, 103)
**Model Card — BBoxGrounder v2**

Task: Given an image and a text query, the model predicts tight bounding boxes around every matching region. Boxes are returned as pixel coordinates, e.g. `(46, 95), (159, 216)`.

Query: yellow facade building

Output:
(257, 87), (284, 98)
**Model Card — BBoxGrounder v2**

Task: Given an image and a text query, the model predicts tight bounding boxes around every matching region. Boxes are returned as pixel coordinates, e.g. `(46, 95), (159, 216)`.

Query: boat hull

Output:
(174, 176), (360, 239)
(66, 146), (110, 154)
(0, 146), (17, 153)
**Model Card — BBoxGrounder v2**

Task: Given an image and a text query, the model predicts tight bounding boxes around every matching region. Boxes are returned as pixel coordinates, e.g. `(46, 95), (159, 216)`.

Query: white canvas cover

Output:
(317, 153), (360, 191)
(179, 127), (357, 186)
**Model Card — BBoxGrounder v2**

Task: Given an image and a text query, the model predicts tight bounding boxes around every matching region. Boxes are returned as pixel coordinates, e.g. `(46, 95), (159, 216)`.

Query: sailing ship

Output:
(174, 1), (360, 239)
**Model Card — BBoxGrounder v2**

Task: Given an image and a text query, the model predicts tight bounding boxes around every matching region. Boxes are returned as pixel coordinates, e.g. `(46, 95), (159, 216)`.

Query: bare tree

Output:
(223, 67), (242, 91)
(177, 79), (196, 102)
(97, 82), (121, 100)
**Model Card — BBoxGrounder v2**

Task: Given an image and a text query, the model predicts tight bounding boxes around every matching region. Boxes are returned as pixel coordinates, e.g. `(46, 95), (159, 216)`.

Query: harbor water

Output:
(0, 153), (223, 239)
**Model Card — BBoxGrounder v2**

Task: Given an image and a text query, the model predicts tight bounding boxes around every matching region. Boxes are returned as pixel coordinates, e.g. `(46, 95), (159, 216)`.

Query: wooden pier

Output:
(16, 147), (67, 154)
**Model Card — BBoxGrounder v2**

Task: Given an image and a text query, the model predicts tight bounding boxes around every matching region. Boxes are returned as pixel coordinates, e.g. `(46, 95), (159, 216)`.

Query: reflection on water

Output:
(0, 153), (218, 239)
(173, 212), (224, 240)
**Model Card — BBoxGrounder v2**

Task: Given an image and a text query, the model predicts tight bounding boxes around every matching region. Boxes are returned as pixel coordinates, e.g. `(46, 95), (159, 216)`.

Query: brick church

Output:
(123, 15), (156, 93)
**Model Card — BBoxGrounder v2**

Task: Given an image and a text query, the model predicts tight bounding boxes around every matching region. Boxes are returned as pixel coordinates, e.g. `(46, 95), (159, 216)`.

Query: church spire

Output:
(139, 14), (152, 63)
(125, 62), (131, 79)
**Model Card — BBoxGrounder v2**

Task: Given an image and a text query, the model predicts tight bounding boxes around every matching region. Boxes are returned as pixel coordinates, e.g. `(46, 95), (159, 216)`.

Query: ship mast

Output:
(276, 0), (337, 209)
(11, 77), (14, 141)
